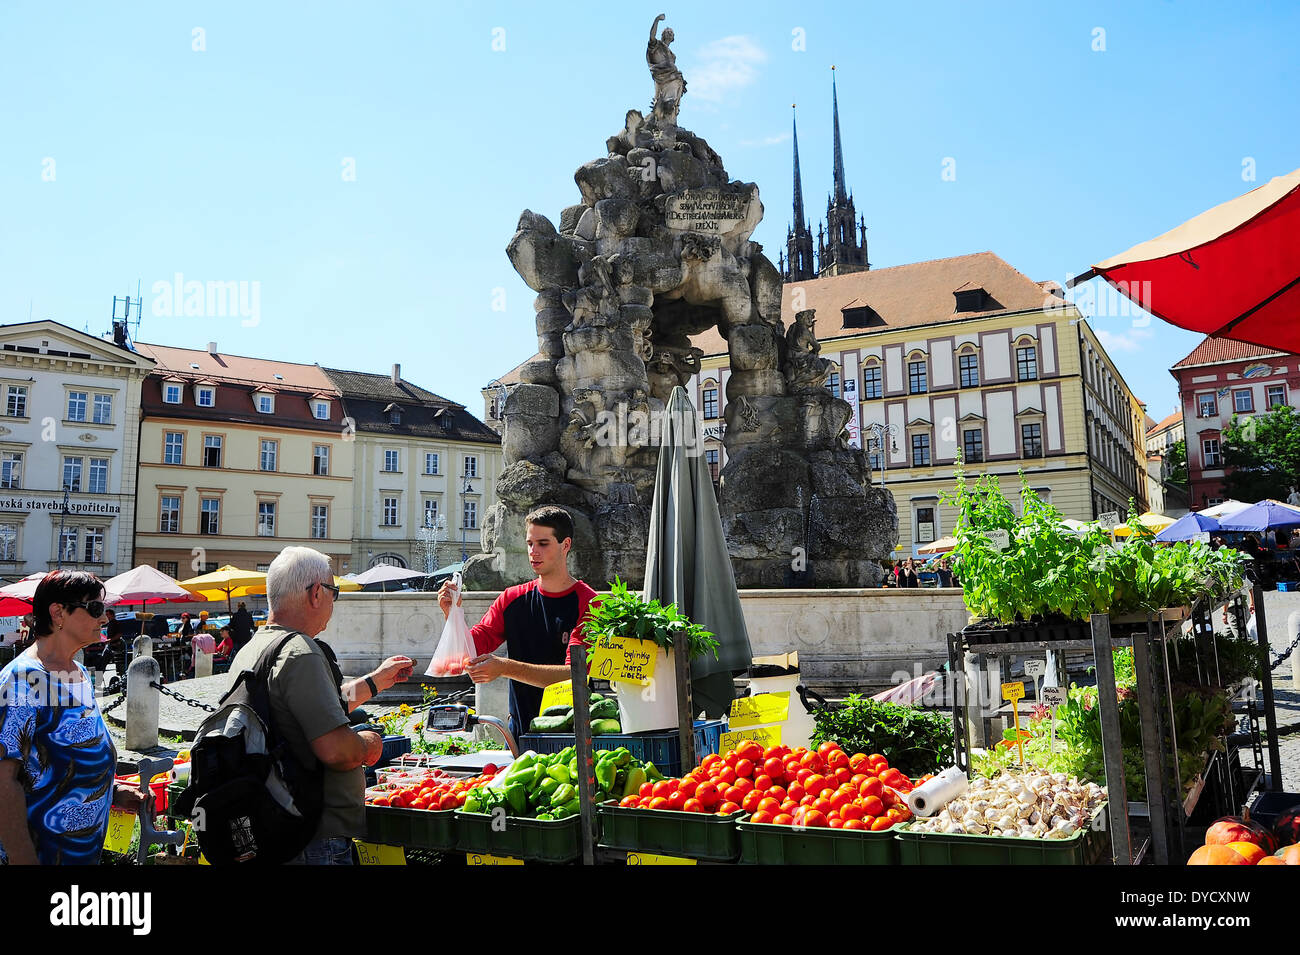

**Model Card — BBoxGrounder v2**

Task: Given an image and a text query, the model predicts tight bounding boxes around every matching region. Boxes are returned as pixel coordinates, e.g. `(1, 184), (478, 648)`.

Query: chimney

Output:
(207, 342), (218, 356)
(391, 363), (401, 386)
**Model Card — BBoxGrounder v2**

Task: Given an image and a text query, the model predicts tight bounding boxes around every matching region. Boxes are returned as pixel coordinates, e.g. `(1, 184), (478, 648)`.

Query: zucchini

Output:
(589, 698), (619, 721)
(541, 704), (573, 718)
(591, 718), (623, 736)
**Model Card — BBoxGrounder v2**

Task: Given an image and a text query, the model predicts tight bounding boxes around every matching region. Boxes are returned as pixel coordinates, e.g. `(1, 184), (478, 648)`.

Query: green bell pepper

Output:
(535, 812), (554, 821)
(595, 760), (617, 792)
(621, 766), (646, 798)
(505, 754), (536, 779)
(504, 782), (528, 815)
(464, 792), (483, 813)
(644, 761), (664, 782)
(547, 763), (571, 786)
(550, 783), (576, 808)
(556, 746), (575, 765)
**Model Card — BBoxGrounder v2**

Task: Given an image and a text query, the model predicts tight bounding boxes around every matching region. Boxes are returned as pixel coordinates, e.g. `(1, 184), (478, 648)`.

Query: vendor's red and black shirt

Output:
(470, 578), (597, 737)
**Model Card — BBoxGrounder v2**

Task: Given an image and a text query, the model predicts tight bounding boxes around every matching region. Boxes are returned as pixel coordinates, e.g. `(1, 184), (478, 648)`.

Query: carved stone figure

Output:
(646, 15), (686, 125)
(783, 309), (832, 393)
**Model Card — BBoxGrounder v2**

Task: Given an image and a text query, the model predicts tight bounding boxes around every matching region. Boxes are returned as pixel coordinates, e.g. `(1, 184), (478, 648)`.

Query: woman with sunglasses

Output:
(0, 571), (148, 865)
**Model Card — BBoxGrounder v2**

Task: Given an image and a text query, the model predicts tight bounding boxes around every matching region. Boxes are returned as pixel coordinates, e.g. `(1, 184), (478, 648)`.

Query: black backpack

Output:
(173, 632), (326, 864)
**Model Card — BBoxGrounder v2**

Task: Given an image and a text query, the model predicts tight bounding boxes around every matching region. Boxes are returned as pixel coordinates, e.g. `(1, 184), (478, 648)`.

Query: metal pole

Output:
(1091, 613), (1132, 864)
(569, 644), (596, 866)
(56, 486), (70, 569)
(1252, 582), (1283, 790)
(1132, 614), (1170, 864)
(674, 639), (695, 773)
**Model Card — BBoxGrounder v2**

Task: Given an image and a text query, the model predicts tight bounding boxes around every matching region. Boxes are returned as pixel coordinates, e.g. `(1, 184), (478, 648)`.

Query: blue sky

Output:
(2, 1), (1296, 419)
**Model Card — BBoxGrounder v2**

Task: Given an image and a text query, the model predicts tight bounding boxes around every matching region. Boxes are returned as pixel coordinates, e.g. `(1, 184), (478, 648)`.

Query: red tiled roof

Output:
(1171, 335), (1291, 369)
(1146, 409), (1183, 437)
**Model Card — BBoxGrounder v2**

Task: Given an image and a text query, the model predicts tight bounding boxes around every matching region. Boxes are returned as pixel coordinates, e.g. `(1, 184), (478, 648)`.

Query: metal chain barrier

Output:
(1268, 626), (1300, 671)
(149, 680), (217, 713)
(100, 691), (126, 715)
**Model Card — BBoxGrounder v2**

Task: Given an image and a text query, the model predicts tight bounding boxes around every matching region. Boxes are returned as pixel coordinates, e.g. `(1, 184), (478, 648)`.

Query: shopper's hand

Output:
(358, 730), (384, 767)
(372, 656), (415, 691)
(437, 581), (459, 619)
(112, 781), (150, 814)
(467, 653), (507, 684)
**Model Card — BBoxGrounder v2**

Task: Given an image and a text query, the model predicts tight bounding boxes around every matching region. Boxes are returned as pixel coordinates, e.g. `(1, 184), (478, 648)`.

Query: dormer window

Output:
(313, 400), (330, 420)
(163, 383), (182, 404)
(196, 385), (215, 408)
(841, 304), (885, 328)
(254, 390), (275, 414)
(436, 408), (453, 432)
(954, 286), (988, 313)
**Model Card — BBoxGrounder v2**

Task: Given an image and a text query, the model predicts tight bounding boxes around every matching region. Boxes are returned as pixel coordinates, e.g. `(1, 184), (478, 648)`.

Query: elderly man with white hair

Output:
(229, 546), (414, 865)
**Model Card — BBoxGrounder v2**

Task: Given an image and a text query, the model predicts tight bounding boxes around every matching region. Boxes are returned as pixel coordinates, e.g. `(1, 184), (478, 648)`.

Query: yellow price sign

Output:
(103, 808), (137, 855)
(466, 853), (524, 865)
(627, 852), (696, 865)
(719, 725), (782, 753)
(588, 634), (660, 687)
(1001, 681), (1025, 702)
(198, 853), (210, 865)
(539, 681), (574, 712)
(728, 692), (790, 729)
(354, 841), (406, 865)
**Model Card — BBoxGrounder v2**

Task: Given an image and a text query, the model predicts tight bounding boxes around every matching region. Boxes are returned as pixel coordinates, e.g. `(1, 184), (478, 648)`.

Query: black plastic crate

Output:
(960, 619), (1091, 647)
(1248, 791), (1300, 831)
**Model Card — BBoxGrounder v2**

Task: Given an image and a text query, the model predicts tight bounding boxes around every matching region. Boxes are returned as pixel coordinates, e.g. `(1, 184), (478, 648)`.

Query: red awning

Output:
(1069, 167), (1300, 353)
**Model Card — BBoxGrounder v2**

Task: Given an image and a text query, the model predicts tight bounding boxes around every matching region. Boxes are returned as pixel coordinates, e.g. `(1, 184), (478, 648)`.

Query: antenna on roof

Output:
(111, 280), (143, 349)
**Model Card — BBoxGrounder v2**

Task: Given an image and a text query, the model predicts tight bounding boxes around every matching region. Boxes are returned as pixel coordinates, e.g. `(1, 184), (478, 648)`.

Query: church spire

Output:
(792, 105), (807, 233)
(831, 66), (847, 202)
(783, 103), (816, 282)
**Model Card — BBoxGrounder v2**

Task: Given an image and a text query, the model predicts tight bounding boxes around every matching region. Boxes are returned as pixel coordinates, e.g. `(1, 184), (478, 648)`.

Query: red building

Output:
(1170, 336), (1300, 508)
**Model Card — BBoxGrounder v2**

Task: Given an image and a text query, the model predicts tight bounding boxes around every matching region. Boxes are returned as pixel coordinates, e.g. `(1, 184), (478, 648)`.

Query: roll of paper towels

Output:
(907, 766), (969, 817)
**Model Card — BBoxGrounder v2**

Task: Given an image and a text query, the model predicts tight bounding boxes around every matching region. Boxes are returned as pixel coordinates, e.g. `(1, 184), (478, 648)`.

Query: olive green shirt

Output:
(229, 625), (363, 841)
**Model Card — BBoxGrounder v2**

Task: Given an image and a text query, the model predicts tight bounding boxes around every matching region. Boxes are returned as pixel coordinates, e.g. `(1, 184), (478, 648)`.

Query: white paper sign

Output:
(1042, 686), (1066, 708)
(988, 529), (1010, 551)
(1023, 659), (1046, 678)
(1099, 511), (1121, 530)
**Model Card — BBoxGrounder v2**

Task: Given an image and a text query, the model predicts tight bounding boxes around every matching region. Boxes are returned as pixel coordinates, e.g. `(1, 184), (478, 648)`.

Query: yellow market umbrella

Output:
(1113, 511), (1176, 537)
(179, 565), (267, 612)
(335, 575), (362, 592)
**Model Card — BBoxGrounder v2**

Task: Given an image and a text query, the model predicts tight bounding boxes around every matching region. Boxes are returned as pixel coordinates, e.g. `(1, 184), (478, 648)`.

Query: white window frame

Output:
(1266, 384), (1287, 409)
(313, 400), (330, 420)
(5, 385), (27, 417)
(862, 363), (883, 400)
(1203, 437), (1222, 468)
(382, 496), (400, 526)
(62, 456), (82, 492)
(203, 434), (222, 468)
(92, 393), (113, 423)
(463, 500), (478, 529)
(1233, 389), (1254, 413)
(313, 444), (330, 476)
(196, 386), (215, 408)
(260, 439), (278, 472)
(67, 391), (87, 422)
(464, 456), (478, 479)
(384, 449), (400, 473)
(88, 457), (108, 494)
(83, 527), (104, 563)
(1, 451), (22, 489)
(0, 523), (17, 560)
(164, 431), (185, 465)
(423, 499), (439, 527)
(257, 501), (276, 537)
(914, 504), (937, 545)
(424, 452), (439, 475)
(311, 504), (328, 540)
(58, 526), (79, 562)
(160, 496), (180, 533)
(163, 383), (182, 404)
(200, 498), (220, 535)
(256, 393), (275, 414)
(1197, 393), (1217, 417)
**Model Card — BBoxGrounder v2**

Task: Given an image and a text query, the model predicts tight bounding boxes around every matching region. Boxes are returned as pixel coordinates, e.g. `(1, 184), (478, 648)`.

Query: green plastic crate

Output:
(454, 810), (580, 863)
(894, 804), (1110, 865)
(735, 819), (900, 865)
(365, 805), (458, 851)
(596, 804), (744, 862)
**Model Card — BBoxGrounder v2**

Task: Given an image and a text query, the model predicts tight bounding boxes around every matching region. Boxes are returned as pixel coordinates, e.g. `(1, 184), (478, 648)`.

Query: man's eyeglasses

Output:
(68, 600), (108, 618)
(308, 581), (340, 599)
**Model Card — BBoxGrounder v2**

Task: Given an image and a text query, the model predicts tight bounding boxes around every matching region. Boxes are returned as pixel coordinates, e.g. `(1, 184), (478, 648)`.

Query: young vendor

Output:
(437, 505), (596, 738)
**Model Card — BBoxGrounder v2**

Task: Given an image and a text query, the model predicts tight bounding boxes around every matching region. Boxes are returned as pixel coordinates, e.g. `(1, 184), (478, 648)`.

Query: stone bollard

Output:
(1289, 611), (1300, 686)
(133, 635), (153, 658)
(126, 654), (161, 752)
(192, 634), (215, 679)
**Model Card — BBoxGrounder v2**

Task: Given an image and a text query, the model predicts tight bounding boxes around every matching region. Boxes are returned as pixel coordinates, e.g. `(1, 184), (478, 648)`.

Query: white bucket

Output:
(745, 673), (817, 750)
(614, 648), (679, 734)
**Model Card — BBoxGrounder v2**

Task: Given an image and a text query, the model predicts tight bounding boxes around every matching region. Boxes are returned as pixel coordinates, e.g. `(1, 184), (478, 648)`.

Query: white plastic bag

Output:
(426, 572), (475, 677)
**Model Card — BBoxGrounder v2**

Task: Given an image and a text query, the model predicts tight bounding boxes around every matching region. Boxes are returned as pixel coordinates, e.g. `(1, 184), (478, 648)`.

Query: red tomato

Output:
(718, 801), (740, 815)
(859, 777), (884, 799)
(787, 782), (806, 802)
(716, 766), (738, 786)
(803, 810), (828, 828)
(870, 817), (893, 831)
(827, 749), (850, 770)
(779, 800), (797, 814)
(829, 790), (853, 812)
(735, 758), (755, 779)
(804, 774), (828, 797)
(724, 751), (739, 769)
(619, 795), (639, 808)
(701, 754), (723, 773)
(763, 758), (785, 781)
(773, 813), (794, 826)
(721, 786), (743, 805)
(696, 782), (720, 809)
(843, 819), (865, 830)
(763, 746), (784, 762)
(683, 798), (703, 813)
(840, 803), (865, 822)
(667, 791), (687, 811)
(829, 816), (845, 829)
(861, 795), (885, 817)
(812, 797), (833, 816)
(651, 780), (673, 799)
(833, 767), (853, 787)
(639, 782), (654, 798)
(678, 778), (698, 799)
(757, 797), (782, 815)
(753, 774), (773, 792)
(817, 741), (842, 758)
(769, 785), (787, 803)
(731, 777), (754, 797)
(848, 753), (871, 774)
(371, 795), (391, 807)
(438, 793), (459, 811)
(751, 810), (774, 824)
(741, 790), (763, 813)
(648, 797), (670, 810)
(850, 773), (870, 788)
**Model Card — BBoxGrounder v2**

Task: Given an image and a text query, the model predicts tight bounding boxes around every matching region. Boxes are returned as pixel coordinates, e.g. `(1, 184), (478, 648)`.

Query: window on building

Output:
(388, 408), (402, 424)
(313, 400), (330, 420)
(313, 444), (330, 476)
(1016, 346), (1038, 381)
(164, 432), (184, 465)
(1203, 438), (1222, 468)
(5, 386), (27, 417)
(93, 394), (113, 423)
(908, 360), (928, 395)
(425, 452), (439, 475)
(867, 438), (882, 472)
(200, 498), (220, 535)
(203, 434), (222, 468)
(463, 500), (478, 529)
(1197, 394), (1217, 417)
(311, 505), (328, 540)
(702, 388), (719, 419)
(384, 450), (399, 472)
(827, 372), (841, 399)
(157, 561), (179, 578)
(257, 501), (276, 536)
(1, 452), (22, 489)
(1234, 389), (1254, 413)
(88, 458), (108, 494)
(58, 527), (78, 562)
(163, 383), (182, 404)
(160, 496), (180, 533)
(962, 429), (984, 463)
(863, 365), (882, 399)
(1022, 423), (1043, 458)
(83, 528), (104, 563)
(1267, 385), (1287, 409)
(911, 433), (931, 467)
(915, 506), (936, 544)
(0, 524), (17, 560)
(62, 456), (82, 492)
(257, 394), (274, 414)
(1207, 497), (1225, 507)
(424, 499), (439, 527)
(67, 391), (87, 422)
(382, 497), (399, 526)
(464, 456), (478, 478)
(195, 386), (214, 408)
(959, 353), (980, 388)
(260, 439), (277, 472)
(705, 449), (720, 483)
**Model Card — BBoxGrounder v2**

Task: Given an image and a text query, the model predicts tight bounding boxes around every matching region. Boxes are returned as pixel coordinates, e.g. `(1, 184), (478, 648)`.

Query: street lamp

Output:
(483, 378), (511, 428)
(867, 422), (900, 486)
(56, 486), (71, 569)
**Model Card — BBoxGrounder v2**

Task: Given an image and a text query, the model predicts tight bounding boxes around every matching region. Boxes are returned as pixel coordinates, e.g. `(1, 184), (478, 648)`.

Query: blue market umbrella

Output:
(1155, 511), (1222, 542)
(1219, 500), (1300, 533)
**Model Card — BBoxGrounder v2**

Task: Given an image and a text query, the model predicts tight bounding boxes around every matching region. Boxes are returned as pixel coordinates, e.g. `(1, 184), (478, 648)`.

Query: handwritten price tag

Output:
(1023, 659), (1046, 678)
(103, 808), (137, 855)
(1001, 681), (1025, 702)
(1098, 511), (1121, 530)
(729, 692), (790, 729)
(354, 841), (406, 865)
(627, 851), (696, 865)
(588, 634), (660, 687)
(1042, 686), (1066, 708)
(466, 853), (524, 866)
(539, 681), (574, 712)
(988, 529), (1010, 551)
(720, 725), (782, 753)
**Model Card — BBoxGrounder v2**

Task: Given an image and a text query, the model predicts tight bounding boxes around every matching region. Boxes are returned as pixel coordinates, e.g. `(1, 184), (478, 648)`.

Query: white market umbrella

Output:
(105, 564), (207, 607)
(352, 564), (429, 589)
(1200, 500), (1252, 520)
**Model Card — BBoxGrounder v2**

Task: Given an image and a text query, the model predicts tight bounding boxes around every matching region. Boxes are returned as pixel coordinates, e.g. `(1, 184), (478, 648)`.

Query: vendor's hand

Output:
(372, 655), (415, 691)
(437, 580), (459, 619)
(467, 653), (507, 684)
(112, 781), (151, 814)
(358, 730), (384, 767)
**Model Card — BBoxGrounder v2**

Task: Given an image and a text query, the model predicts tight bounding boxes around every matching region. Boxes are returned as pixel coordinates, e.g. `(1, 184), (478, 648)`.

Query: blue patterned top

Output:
(0, 653), (115, 865)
